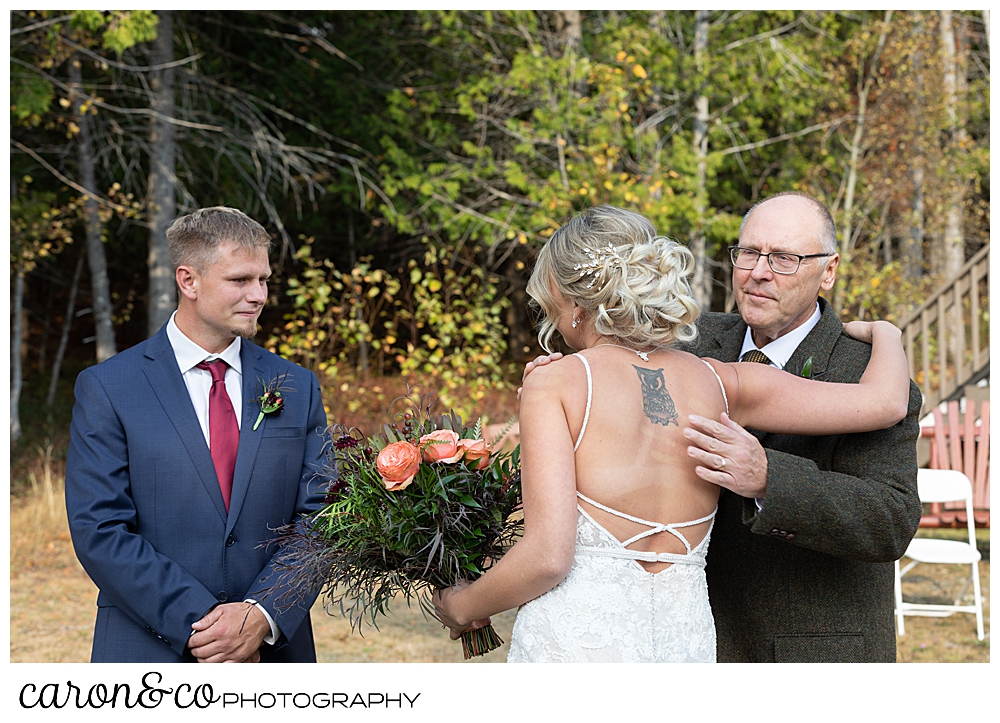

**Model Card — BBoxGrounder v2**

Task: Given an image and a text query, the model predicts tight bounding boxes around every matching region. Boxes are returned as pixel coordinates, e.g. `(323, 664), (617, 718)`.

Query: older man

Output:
(681, 192), (922, 662)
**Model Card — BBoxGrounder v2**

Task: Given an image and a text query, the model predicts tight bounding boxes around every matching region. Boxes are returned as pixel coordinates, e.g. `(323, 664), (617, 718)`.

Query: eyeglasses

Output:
(728, 246), (833, 275)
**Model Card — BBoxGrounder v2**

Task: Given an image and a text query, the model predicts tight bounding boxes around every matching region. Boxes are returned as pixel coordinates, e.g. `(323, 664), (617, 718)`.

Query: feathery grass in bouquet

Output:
(273, 390), (522, 658)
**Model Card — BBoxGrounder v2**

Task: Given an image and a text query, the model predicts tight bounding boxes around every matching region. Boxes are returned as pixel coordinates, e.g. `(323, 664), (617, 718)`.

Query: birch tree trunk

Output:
(553, 10), (584, 190)
(146, 10), (178, 336)
(689, 9), (712, 311)
(902, 18), (925, 282)
(939, 10), (965, 279)
(47, 254), (85, 407)
(11, 273), (24, 443)
(69, 55), (117, 362)
(11, 165), (23, 443)
(835, 11), (892, 313)
(939, 10), (965, 278)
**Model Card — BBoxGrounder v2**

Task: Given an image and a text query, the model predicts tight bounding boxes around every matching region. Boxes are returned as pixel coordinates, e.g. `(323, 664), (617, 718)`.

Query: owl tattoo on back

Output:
(632, 365), (678, 427)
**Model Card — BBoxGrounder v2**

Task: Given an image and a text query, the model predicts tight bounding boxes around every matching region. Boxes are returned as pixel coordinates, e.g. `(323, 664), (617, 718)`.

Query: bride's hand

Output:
(432, 583), (491, 640)
(843, 320), (900, 345)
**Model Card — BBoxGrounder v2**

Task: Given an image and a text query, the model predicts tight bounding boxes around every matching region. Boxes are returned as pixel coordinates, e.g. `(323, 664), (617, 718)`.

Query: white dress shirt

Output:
(165, 312), (279, 645)
(737, 302), (822, 512)
(738, 302), (822, 370)
(166, 313), (244, 440)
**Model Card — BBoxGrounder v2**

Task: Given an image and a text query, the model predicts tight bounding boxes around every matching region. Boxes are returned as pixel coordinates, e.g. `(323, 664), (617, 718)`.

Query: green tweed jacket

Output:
(680, 298), (922, 662)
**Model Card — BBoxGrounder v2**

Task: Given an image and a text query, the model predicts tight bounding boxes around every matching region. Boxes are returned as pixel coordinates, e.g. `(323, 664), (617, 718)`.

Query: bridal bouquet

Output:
(273, 391), (522, 658)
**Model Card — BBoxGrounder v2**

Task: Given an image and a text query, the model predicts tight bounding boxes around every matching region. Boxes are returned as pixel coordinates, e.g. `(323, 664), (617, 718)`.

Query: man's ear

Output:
(819, 253), (839, 291)
(176, 265), (199, 301)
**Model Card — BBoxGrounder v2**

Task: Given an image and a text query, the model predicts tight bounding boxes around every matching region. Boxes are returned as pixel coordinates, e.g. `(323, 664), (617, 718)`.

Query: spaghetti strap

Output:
(701, 359), (729, 416)
(572, 353), (592, 452)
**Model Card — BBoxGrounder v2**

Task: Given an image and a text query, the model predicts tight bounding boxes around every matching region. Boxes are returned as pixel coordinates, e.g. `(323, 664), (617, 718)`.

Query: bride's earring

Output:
(572, 316), (580, 328)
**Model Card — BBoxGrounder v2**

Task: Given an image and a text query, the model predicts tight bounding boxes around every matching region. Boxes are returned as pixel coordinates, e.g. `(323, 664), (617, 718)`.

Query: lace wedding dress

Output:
(507, 354), (723, 663)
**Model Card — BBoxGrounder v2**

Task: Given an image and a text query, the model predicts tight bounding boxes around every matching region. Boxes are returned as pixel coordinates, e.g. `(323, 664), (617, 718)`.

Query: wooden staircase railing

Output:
(897, 244), (990, 418)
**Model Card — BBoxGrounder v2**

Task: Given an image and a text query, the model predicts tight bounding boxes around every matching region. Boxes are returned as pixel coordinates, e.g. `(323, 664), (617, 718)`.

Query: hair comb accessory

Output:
(573, 243), (627, 289)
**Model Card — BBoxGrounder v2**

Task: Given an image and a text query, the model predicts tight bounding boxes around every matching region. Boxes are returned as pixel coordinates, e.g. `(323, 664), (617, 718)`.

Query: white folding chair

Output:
(895, 469), (985, 640)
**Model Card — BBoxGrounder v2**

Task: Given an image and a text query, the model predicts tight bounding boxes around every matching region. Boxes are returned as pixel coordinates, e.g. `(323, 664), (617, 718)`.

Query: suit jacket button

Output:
(786, 533), (796, 540)
(217, 591), (229, 602)
(226, 535), (235, 547)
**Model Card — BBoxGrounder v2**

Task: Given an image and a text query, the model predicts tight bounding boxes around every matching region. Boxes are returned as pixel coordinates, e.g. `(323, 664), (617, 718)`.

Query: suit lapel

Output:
(142, 328), (228, 521)
(695, 312), (747, 363)
(226, 340), (267, 530)
(783, 297), (841, 380)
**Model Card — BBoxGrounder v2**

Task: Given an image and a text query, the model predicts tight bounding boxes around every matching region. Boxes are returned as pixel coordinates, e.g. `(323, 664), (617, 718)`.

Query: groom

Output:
(66, 206), (327, 662)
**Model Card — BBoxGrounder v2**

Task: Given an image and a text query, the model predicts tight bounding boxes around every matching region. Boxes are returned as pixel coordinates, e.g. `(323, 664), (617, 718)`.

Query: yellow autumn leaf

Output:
(616, 51), (627, 62)
(632, 64), (647, 79)
(618, 102), (629, 113)
(604, 180), (614, 191)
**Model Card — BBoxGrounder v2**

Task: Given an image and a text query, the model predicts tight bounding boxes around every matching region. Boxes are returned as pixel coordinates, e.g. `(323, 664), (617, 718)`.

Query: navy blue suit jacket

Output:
(65, 326), (327, 662)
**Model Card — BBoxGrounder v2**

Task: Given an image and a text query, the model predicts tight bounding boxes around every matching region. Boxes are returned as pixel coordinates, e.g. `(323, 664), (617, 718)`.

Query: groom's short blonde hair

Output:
(166, 206), (272, 273)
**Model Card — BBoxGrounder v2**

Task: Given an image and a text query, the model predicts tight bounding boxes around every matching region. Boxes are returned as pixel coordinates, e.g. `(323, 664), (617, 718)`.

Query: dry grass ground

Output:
(10, 476), (988, 663)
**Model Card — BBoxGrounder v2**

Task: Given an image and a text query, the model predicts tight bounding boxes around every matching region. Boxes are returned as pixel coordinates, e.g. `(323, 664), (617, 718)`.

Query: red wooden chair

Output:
(919, 399), (990, 528)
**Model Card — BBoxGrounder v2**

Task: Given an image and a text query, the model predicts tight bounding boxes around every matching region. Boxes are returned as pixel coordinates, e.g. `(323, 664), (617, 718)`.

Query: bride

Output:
(433, 205), (909, 662)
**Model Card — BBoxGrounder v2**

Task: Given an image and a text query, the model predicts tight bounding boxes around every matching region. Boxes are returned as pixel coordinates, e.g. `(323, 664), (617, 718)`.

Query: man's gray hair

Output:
(739, 192), (838, 255)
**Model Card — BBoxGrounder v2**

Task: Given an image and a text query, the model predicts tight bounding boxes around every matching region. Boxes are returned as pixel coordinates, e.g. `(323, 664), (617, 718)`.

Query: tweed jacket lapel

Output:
(226, 340), (267, 531)
(141, 327), (228, 521)
(693, 312), (746, 364)
(782, 297), (841, 381)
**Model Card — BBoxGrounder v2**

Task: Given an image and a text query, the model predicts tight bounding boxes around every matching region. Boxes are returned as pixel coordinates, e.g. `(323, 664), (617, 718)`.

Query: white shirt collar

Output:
(739, 302), (822, 369)
(166, 311), (242, 375)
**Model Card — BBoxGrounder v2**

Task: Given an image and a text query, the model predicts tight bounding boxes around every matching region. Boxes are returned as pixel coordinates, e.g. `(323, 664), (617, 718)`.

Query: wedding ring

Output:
(719, 458), (726, 471)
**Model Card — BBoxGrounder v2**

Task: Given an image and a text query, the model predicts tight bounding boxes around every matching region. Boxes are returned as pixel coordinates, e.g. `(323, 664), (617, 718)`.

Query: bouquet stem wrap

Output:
(461, 625), (504, 659)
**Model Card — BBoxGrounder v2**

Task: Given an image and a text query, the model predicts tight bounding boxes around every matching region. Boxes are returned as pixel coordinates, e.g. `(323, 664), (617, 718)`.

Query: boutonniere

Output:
(789, 356), (830, 380)
(253, 372), (291, 430)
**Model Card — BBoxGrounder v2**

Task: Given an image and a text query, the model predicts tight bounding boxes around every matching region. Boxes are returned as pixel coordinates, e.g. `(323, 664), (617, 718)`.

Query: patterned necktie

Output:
(196, 359), (239, 512)
(740, 349), (773, 366)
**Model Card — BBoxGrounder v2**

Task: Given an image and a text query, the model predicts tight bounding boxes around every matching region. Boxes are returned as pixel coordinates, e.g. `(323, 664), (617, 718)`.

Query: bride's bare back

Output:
(554, 346), (727, 572)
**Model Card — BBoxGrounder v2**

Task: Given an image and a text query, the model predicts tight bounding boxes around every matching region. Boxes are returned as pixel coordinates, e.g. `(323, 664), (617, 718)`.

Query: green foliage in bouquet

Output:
(272, 390), (521, 657)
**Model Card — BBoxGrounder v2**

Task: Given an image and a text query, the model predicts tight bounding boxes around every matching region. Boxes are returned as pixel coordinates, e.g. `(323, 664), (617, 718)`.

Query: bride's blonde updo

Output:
(527, 205), (700, 353)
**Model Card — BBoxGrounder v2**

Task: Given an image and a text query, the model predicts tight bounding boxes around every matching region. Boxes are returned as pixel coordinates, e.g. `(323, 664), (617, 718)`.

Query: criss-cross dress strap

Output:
(701, 359), (729, 416)
(572, 353), (593, 452)
(577, 491), (716, 556)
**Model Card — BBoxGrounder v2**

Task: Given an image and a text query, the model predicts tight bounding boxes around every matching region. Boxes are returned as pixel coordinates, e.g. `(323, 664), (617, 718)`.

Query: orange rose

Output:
(376, 441), (422, 491)
(419, 429), (462, 464)
(457, 438), (492, 470)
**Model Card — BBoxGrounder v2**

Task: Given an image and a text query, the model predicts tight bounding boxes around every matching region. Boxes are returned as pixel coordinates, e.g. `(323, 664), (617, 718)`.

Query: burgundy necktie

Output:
(196, 359), (239, 512)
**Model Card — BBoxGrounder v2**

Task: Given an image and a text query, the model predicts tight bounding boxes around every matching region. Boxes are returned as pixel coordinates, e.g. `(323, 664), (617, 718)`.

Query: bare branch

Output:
(11, 57), (227, 131)
(59, 35), (204, 72)
(10, 139), (128, 213)
(721, 18), (802, 53)
(719, 119), (848, 156)
(10, 14), (72, 36)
